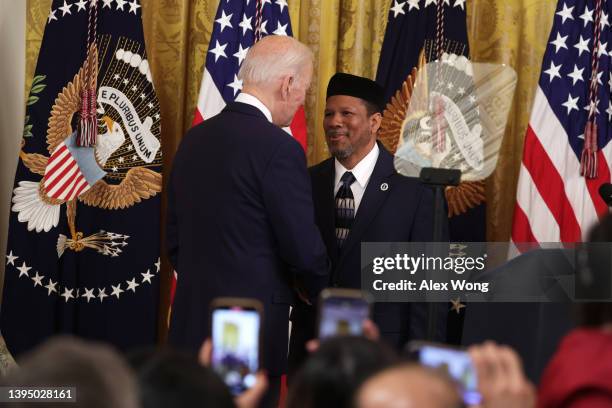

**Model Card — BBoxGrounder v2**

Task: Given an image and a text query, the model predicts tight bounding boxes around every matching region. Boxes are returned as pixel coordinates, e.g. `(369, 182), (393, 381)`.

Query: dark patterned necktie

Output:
(335, 171), (356, 249)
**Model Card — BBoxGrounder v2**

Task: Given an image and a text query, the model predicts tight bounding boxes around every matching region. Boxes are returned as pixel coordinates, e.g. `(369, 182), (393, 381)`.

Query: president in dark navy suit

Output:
(289, 73), (446, 374)
(166, 36), (328, 404)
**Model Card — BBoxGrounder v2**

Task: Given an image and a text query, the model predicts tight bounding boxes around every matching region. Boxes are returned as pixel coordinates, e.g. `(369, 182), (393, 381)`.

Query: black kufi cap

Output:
(326, 73), (386, 113)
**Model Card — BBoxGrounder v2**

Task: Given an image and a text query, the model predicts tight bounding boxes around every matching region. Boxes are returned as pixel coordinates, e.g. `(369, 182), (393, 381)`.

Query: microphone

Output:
(598, 183), (612, 207)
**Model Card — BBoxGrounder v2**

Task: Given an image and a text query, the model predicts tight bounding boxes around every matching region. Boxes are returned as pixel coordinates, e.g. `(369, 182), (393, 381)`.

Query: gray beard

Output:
(330, 145), (353, 160)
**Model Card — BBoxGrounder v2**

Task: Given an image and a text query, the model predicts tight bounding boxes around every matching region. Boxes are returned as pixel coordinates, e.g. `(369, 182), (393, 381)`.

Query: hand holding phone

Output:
(317, 288), (372, 339)
(407, 341), (481, 406)
(468, 342), (535, 408)
(210, 298), (263, 396)
(199, 338), (268, 408)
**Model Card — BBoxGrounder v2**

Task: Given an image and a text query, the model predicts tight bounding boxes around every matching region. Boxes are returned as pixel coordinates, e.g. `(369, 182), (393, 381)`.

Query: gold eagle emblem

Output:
(14, 47), (161, 256)
(379, 54), (486, 218)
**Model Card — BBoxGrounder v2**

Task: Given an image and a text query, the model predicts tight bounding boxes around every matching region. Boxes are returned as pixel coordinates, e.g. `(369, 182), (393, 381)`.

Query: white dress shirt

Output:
(334, 143), (380, 214)
(235, 92), (272, 123)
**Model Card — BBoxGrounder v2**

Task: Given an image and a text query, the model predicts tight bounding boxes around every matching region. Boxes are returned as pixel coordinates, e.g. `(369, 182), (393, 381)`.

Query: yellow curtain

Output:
(25, 0), (558, 333)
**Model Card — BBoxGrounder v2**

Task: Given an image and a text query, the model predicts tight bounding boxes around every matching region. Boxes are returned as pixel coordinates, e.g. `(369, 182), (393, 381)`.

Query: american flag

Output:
(512, 0), (612, 244)
(192, 0), (307, 150)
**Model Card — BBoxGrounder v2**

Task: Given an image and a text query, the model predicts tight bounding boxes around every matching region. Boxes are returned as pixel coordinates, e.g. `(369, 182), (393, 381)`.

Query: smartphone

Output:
(317, 288), (372, 339)
(407, 341), (481, 405)
(210, 298), (263, 395)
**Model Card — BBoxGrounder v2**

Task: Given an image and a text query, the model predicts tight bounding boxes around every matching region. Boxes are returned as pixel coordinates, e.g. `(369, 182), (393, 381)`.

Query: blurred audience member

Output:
(469, 341), (536, 408)
(538, 317), (612, 408)
(128, 348), (236, 408)
(356, 363), (461, 408)
(1, 336), (138, 408)
(537, 216), (612, 408)
(286, 336), (396, 408)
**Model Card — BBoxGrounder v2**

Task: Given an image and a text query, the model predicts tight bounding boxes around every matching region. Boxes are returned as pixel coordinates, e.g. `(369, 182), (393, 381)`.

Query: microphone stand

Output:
(419, 167), (461, 340)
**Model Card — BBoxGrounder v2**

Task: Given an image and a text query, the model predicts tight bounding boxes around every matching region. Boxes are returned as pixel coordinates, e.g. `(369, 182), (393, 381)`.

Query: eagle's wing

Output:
(47, 46), (97, 154)
(19, 151), (48, 176)
(379, 67), (419, 155)
(47, 72), (81, 154)
(78, 167), (162, 209)
(445, 180), (486, 217)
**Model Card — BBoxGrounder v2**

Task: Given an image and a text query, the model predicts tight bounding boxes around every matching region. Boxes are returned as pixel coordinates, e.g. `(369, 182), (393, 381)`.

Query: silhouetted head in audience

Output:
(1, 336), (138, 408)
(578, 214), (612, 327)
(356, 363), (462, 408)
(286, 336), (396, 408)
(128, 348), (235, 408)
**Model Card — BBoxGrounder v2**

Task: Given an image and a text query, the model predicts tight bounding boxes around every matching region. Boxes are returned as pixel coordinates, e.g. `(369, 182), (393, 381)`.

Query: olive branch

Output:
(23, 74), (47, 138)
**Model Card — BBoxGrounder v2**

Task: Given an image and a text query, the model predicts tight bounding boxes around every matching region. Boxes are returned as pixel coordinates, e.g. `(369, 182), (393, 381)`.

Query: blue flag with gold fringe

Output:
(1, 0), (161, 356)
(376, 0), (485, 243)
(375, 0), (481, 344)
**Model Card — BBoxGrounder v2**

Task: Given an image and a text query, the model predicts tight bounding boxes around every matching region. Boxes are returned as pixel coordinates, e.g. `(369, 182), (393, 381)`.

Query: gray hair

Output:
(238, 35), (313, 87)
(2, 336), (139, 408)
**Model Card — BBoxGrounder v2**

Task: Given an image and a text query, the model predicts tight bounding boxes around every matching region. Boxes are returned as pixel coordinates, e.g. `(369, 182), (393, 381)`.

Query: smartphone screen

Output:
(318, 296), (370, 339)
(211, 306), (260, 395)
(418, 345), (481, 405)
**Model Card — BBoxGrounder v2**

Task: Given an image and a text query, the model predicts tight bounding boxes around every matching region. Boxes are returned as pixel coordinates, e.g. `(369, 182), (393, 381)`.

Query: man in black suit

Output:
(166, 36), (328, 405)
(290, 73), (446, 373)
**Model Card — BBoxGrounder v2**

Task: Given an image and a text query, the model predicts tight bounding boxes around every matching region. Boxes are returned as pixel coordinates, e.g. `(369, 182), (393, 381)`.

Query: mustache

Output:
(326, 129), (348, 137)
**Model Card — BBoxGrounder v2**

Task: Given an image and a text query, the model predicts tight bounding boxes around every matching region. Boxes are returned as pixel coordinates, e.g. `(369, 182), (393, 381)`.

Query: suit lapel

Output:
(312, 159), (339, 267)
(337, 144), (395, 271)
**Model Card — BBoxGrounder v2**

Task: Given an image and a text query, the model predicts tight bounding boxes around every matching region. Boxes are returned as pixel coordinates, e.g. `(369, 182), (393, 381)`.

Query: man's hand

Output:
(198, 338), (212, 366)
(198, 339), (268, 408)
(468, 341), (536, 408)
(235, 372), (268, 408)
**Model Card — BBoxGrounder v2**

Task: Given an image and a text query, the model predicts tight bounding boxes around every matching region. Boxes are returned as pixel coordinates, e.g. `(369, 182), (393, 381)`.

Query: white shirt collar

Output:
(235, 92), (273, 123)
(334, 142), (380, 190)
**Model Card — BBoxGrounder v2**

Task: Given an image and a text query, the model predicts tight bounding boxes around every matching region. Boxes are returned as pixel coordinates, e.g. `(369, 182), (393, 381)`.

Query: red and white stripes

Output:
(43, 144), (91, 201)
(512, 87), (611, 244)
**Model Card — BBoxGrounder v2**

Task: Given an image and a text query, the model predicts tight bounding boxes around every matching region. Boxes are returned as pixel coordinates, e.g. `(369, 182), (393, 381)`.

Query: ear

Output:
(280, 75), (293, 101)
(370, 112), (382, 134)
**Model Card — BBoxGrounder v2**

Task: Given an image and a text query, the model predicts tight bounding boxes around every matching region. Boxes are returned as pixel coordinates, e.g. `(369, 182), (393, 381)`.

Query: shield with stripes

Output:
(42, 132), (106, 201)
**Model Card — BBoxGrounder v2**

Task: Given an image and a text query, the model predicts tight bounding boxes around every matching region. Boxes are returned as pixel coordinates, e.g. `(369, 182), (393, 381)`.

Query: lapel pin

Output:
(380, 183), (389, 191)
